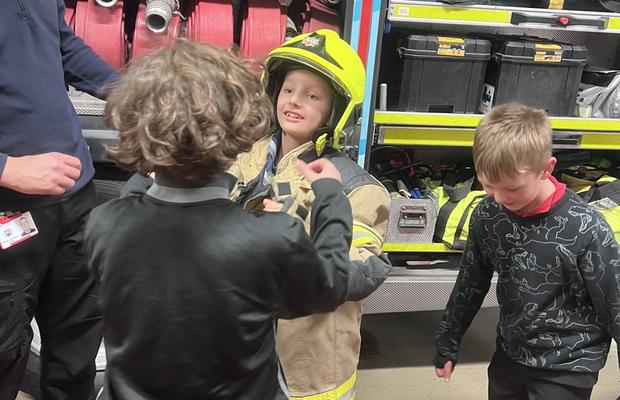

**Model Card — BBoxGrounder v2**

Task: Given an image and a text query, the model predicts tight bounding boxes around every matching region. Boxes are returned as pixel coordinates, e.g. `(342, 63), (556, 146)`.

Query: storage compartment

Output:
(398, 35), (492, 114)
(481, 39), (588, 116)
(385, 198), (438, 245)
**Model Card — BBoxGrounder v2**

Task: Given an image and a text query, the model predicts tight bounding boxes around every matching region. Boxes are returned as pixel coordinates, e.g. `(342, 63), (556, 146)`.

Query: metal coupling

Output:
(145, 0), (179, 33)
(95, 0), (119, 7)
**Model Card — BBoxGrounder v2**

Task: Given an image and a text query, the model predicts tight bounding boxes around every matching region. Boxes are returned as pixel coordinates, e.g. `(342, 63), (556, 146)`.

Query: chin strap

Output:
(314, 132), (328, 156)
(311, 126), (333, 157)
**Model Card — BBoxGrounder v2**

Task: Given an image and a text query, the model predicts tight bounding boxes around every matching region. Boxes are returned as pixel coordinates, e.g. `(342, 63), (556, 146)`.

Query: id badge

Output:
(0, 211), (39, 250)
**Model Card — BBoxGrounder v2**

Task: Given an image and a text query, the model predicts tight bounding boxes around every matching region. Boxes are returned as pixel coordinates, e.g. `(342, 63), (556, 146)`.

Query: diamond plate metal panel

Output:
(363, 269), (499, 314)
(69, 89), (106, 116)
(386, 198), (439, 244)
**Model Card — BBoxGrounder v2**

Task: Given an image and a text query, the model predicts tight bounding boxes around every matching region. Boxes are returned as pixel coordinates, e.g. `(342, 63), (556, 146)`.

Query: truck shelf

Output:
(388, 0), (620, 33)
(375, 111), (620, 149)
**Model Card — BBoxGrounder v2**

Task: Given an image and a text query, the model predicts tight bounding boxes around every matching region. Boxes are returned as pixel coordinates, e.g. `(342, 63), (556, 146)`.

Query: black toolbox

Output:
(481, 39), (588, 116)
(398, 35), (492, 114)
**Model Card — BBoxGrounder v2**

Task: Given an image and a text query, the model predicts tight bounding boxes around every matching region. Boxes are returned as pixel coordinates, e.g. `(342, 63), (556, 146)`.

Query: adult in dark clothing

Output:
(0, 1), (118, 398)
(434, 103), (620, 400)
(84, 41), (386, 399)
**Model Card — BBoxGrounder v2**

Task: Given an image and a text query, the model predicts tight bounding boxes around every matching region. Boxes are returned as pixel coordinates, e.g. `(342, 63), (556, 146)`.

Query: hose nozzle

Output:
(145, 0), (179, 33)
(95, 0), (119, 7)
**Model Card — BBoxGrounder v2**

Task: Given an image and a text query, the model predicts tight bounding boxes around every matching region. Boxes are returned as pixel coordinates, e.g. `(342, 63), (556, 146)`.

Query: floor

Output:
(356, 308), (620, 400)
(17, 308), (619, 400)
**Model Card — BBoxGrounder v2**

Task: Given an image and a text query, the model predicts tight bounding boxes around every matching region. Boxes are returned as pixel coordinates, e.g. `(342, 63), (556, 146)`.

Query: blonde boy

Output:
(435, 103), (620, 400)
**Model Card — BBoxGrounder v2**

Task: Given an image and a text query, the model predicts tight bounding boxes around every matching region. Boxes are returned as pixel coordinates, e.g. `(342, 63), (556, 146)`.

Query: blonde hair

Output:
(105, 41), (272, 184)
(473, 102), (551, 183)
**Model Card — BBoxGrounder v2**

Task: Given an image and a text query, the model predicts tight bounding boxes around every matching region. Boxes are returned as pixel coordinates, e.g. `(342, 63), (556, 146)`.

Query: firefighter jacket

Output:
(229, 135), (391, 399)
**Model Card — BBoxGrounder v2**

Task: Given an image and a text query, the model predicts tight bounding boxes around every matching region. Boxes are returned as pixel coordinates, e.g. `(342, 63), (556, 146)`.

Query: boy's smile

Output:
(277, 69), (333, 151)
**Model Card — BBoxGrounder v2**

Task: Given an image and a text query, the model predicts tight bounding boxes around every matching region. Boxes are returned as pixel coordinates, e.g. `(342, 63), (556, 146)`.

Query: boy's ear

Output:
(542, 156), (557, 178)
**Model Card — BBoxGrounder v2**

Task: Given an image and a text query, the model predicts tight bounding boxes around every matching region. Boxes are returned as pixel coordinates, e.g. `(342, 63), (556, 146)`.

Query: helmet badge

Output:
(300, 36), (321, 48)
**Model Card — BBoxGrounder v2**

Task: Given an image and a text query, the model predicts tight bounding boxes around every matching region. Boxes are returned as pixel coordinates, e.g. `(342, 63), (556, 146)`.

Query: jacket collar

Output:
(147, 173), (236, 203)
(278, 140), (315, 172)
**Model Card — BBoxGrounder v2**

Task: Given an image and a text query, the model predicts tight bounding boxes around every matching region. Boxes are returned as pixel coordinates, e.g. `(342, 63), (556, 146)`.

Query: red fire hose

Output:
(74, 0), (127, 69)
(132, 2), (180, 60)
(186, 0), (234, 48)
(240, 0), (287, 61)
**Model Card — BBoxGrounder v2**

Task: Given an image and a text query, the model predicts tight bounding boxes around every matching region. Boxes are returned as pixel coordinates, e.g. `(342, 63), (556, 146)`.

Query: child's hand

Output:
(262, 199), (284, 212)
(296, 159), (342, 183)
(435, 360), (454, 383)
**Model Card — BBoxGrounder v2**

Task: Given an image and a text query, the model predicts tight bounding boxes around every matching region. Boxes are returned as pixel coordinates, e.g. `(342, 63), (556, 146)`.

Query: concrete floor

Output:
(17, 307), (619, 400)
(357, 308), (620, 400)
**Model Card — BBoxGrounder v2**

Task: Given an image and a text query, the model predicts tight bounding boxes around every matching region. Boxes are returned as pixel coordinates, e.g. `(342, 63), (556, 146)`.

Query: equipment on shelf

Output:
(577, 69), (620, 119)
(398, 35), (491, 114)
(482, 37), (588, 116)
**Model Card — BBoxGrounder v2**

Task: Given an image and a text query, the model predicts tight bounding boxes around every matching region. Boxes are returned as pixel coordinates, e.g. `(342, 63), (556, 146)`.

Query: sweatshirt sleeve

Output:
(579, 215), (620, 365)
(57, 0), (120, 98)
(434, 208), (494, 368)
(278, 178), (354, 319)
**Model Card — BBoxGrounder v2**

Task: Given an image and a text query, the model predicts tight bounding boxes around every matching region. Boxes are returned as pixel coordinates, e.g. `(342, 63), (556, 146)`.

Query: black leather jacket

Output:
(85, 176), (358, 399)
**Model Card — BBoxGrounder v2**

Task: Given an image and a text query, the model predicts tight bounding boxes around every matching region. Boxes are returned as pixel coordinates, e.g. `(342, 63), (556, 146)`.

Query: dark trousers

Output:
(488, 357), (594, 400)
(0, 182), (102, 400)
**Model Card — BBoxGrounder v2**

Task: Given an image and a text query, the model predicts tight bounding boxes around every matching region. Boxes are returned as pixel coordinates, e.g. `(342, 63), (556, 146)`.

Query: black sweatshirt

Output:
(85, 177), (357, 399)
(0, 0), (118, 209)
(435, 190), (620, 382)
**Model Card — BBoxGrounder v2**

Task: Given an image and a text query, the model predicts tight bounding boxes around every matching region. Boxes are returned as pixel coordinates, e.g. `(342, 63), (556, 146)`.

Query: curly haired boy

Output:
(84, 41), (364, 400)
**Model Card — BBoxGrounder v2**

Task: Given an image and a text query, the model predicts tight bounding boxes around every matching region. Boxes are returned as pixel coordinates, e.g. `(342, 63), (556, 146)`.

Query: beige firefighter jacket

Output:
(229, 135), (391, 399)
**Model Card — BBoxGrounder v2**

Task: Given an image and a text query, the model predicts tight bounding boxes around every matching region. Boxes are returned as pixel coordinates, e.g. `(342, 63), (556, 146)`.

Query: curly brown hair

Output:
(105, 40), (273, 184)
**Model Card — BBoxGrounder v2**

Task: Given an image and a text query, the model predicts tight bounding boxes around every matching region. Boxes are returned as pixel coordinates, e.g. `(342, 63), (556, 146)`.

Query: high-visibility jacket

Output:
(230, 135), (391, 399)
(432, 178), (486, 250)
(576, 175), (620, 243)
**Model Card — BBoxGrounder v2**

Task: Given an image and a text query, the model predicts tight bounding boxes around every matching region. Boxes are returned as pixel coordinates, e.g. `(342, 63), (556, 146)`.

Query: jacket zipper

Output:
(15, 0), (29, 21)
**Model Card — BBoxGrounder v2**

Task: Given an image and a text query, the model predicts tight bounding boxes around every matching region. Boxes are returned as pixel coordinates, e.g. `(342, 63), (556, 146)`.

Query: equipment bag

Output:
(432, 178), (486, 250)
(578, 176), (620, 242)
(577, 71), (620, 119)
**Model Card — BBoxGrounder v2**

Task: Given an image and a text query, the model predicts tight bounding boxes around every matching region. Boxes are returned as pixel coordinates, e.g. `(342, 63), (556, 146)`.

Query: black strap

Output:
(452, 194), (486, 250)
(580, 179), (620, 203)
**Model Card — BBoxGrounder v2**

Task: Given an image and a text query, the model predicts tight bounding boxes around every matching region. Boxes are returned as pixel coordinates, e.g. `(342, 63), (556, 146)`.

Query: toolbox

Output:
(398, 35), (492, 114)
(480, 38), (588, 116)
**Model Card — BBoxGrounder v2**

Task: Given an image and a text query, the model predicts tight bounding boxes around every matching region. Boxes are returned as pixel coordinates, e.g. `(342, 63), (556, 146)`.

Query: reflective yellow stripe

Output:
(597, 176), (616, 183)
(391, 4), (511, 24)
(375, 112), (620, 133)
(352, 224), (382, 248)
(289, 372), (356, 400)
(580, 133), (620, 150)
(382, 243), (460, 253)
(382, 127), (474, 147)
(352, 237), (374, 247)
(375, 112), (481, 127)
